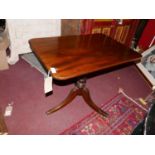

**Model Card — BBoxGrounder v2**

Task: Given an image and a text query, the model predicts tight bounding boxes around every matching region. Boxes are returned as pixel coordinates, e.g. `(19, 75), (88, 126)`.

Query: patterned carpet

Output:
(61, 93), (148, 135)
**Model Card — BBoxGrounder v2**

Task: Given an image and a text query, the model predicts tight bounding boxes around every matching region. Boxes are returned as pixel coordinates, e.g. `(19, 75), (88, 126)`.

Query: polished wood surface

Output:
(29, 34), (141, 117)
(29, 34), (141, 80)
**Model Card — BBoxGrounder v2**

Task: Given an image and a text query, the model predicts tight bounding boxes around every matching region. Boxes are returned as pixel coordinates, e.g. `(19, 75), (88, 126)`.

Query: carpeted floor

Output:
(61, 93), (148, 135)
(0, 59), (152, 134)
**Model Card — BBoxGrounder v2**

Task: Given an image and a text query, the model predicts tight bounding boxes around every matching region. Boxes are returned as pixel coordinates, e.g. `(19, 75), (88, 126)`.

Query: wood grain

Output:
(29, 34), (141, 80)
(0, 108), (8, 135)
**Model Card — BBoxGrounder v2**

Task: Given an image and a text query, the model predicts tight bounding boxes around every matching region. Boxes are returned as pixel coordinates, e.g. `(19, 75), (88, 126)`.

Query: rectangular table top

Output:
(29, 34), (141, 80)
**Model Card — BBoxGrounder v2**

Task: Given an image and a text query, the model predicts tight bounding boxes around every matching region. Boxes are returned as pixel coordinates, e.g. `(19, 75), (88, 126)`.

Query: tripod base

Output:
(46, 78), (108, 117)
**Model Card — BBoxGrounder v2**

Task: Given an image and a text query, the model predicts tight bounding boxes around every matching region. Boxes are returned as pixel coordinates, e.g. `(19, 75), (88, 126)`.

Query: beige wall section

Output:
(7, 19), (61, 65)
(61, 19), (81, 36)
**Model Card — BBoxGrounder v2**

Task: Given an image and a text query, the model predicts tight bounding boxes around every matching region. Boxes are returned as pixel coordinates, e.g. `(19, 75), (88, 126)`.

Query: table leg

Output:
(46, 87), (78, 115)
(81, 87), (108, 117)
(46, 78), (108, 117)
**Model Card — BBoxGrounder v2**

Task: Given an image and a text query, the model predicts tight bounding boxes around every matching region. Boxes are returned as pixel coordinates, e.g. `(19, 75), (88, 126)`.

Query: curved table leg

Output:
(46, 88), (78, 115)
(46, 78), (108, 117)
(81, 88), (108, 117)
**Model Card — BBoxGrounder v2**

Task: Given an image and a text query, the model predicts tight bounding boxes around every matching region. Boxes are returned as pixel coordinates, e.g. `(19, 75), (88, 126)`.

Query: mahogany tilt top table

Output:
(29, 34), (141, 117)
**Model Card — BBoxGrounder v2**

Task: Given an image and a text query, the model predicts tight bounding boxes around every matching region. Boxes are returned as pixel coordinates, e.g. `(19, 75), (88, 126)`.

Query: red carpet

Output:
(0, 59), (151, 134)
(61, 93), (148, 135)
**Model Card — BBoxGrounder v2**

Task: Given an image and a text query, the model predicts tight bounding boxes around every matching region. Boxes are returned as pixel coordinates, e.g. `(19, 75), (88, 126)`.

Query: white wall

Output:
(7, 19), (61, 64)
